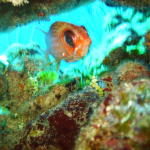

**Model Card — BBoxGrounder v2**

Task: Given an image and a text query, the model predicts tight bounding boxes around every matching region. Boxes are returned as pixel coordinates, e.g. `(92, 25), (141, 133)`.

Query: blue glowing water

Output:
(0, 0), (106, 53)
(0, 0), (149, 77)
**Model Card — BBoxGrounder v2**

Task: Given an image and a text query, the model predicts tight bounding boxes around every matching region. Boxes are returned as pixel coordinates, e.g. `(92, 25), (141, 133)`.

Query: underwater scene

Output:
(0, 0), (150, 150)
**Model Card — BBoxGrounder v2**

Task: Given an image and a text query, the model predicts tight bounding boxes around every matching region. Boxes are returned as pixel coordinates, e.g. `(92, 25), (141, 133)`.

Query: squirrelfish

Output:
(46, 21), (91, 62)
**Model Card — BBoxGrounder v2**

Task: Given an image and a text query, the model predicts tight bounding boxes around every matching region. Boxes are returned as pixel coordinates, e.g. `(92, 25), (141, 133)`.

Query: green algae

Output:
(0, 105), (11, 115)
(37, 71), (58, 85)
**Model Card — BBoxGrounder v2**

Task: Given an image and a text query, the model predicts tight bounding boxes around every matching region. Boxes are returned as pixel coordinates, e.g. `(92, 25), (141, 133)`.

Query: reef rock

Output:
(0, 61), (6, 74)
(114, 61), (150, 84)
(102, 46), (150, 70)
(0, 83), (69, 150)
(6, 43), (48, 74)
(14, 87), (100, 150)
(6, 71), (36, 102)
(0, 73), (7, 100)
(144, 30), (150, 51)
(0, 0), (92, 31)
(75, 78), (150, 150)
(103, 0), (150, 10)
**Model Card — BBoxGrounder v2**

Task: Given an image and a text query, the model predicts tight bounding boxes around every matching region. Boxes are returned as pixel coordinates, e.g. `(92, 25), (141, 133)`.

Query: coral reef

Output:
(102, 18), (150, 70)
(114, 61), (150, 84)
(0, 61), (6, 74)
(1, 49), (150, 150)
(74, 73), (150, 150)
(0, 73), (7, 100)
(103, 0), (150, 10)
(28, 84), (70, 114)
(14, 87), (100, 150)
(0, 0), (92, 31)
(0, 80), (70, 150)
(6, 43), (48, 74)
(103, 45), (150, 70)
(6, 71), (37, 102)
(0, 1), (150, 150)
(0, 44), (72, 149)
(90, 76), (103, 96)
(1, 0), (29, 6)
(0, 62), (7, 100)
(144, 30), (150, 50)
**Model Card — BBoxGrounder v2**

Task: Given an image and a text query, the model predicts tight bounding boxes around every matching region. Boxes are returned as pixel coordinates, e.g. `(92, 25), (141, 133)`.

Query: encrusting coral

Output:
(0, 73), (7, 100)
(0, 57), (150, 150)
(6, 43), (48, 75)
(0, 0), (92, 31)
(144, 30), (150, 50)
(74, 66), (150, 150)
(114, 61), (150, 84)
(13, 87), (100, 150)
(90, 76), (104, 96)
(0, 80), (70, 150)
(102, 0), (150, 10)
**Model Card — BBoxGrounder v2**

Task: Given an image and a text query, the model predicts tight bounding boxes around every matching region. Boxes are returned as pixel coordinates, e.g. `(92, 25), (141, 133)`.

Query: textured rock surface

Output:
(14, 87), (100, 150)
(114, 61), (150, 84)
(144, 30), (150, 50)
(0, 73), (8, 100)
(75, 78), (150, 150)
(0, 81), (70, 150)
(0, 0), (92, 31)
(103, 0), (150, 9)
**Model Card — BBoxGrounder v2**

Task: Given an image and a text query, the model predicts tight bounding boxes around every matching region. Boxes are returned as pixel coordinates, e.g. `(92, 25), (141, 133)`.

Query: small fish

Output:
(45, 21), (91, 62)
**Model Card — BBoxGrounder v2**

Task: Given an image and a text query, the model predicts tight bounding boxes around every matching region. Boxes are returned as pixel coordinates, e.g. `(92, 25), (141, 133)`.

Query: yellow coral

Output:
(90, 76), (103, 96)
(29, 128), (44, 137)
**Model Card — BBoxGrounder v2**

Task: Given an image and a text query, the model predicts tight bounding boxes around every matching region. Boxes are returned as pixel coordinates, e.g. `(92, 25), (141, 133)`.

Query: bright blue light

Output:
(0, 0), (106, 54)
(0, 0), (148, 76)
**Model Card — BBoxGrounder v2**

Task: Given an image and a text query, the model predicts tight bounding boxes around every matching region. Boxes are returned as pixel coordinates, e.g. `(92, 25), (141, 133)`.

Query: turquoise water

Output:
(0, 0), (150, 77)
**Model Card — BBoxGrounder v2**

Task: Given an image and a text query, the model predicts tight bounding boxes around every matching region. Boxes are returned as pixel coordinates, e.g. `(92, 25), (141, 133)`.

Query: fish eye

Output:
(64, 30), (75, 48)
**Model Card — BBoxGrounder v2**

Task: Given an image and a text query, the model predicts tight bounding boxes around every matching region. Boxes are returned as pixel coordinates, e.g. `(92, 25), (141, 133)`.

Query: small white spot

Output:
(0, 55), (8, 65)
(62, 53), (65, 57)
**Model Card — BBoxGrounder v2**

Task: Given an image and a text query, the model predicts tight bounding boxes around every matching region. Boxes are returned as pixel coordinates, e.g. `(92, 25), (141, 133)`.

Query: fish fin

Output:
(38, 47), (46, 54)
(45, 51), (52, 64)
(54, 59), (61, 71)
(44, 51), (60, 68)
(36, 27), (47, 35)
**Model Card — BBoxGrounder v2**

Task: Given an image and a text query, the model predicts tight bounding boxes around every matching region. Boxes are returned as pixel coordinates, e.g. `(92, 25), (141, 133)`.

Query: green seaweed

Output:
(37, 71), (58, 86)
